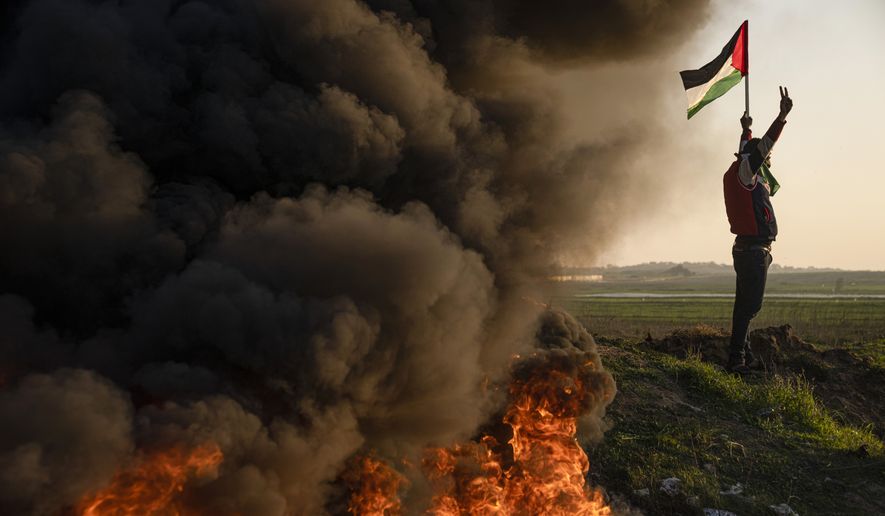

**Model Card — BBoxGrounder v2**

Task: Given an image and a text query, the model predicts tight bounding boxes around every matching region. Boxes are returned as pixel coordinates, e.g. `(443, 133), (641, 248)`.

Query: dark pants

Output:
(730, 247), (772, 363)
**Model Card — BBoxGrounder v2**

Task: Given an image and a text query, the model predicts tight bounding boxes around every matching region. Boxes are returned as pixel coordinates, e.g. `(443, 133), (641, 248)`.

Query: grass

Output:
(660, 353), (883, 454)
(558, 297), (885, 345)
(590, 343), (885, 515)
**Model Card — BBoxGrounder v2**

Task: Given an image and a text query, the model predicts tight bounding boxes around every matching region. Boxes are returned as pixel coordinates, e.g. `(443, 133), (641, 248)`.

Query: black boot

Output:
(744, 343), (761, 370)
(727, 354), (750, 375)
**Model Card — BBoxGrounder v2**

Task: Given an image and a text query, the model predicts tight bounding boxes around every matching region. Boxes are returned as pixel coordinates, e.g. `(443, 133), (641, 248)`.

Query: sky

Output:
(556, 0), (885, 271)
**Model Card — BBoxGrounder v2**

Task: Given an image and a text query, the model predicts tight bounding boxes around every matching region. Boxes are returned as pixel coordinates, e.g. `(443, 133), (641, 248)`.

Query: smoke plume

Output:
(0, 0), (710, 514)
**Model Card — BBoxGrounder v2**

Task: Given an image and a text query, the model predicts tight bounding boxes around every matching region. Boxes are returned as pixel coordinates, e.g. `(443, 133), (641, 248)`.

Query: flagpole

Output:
(744, 20), (749, 116)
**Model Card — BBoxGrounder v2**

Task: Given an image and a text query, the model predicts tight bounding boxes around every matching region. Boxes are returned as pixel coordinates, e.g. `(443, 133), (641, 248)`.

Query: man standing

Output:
(723, 87), (793, 373)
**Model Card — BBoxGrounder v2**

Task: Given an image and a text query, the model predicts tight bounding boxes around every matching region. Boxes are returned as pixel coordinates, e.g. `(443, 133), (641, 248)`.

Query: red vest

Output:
(723, 162), (777, 241)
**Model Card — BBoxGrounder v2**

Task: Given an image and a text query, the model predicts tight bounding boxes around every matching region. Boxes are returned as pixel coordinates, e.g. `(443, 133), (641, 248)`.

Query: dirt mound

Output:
(644, 325), (885, 436)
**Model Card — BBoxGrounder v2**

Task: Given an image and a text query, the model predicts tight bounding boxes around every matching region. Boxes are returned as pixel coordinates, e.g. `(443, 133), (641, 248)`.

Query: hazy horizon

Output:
(561, 260), (879, 272)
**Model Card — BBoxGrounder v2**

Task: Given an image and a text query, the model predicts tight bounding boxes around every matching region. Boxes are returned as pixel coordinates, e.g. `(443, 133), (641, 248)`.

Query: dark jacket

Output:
(723, 119), (786, 243)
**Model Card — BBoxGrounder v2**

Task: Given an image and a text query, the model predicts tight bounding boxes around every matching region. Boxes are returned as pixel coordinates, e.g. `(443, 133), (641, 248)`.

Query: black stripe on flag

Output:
(679, 26), (742, 90)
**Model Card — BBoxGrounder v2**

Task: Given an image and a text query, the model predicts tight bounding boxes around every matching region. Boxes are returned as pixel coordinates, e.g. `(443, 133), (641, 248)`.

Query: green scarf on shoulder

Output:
(759, 163), (780, 196)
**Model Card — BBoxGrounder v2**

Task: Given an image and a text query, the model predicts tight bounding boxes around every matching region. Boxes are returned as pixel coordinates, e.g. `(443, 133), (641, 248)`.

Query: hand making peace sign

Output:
(779, 86), (793, 119)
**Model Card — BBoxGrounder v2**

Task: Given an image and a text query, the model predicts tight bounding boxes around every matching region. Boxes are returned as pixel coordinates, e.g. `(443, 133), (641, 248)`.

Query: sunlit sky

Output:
(557, 0), (885, 271)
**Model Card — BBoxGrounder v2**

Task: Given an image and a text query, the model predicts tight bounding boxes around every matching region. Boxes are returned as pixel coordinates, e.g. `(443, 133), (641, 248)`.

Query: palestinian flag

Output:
(680, 21), (748, 119)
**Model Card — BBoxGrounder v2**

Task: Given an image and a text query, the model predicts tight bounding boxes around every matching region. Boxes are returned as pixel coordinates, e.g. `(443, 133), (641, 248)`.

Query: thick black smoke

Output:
(0, 1), (709, 514)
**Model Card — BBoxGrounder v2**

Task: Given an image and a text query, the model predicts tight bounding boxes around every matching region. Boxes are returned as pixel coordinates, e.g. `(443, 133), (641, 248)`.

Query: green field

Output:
(550, 267), (885, 363)
(561, 297), (885, 347)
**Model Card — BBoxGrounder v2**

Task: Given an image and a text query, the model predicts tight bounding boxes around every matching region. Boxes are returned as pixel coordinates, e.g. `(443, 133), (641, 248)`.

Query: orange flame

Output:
(350, 352), (612, 515)
(77, 443), (223, 516)
(422, 439), (507, 514)
(343, 455), (408, 516)
(495, 357), (611, 515)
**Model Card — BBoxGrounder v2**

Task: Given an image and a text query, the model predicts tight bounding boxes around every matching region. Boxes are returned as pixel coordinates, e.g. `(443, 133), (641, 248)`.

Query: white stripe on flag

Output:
(685, 60), (738, 109)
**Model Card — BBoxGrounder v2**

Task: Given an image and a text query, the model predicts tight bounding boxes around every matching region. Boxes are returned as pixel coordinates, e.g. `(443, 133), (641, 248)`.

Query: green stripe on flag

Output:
(687, 68), (743, 119)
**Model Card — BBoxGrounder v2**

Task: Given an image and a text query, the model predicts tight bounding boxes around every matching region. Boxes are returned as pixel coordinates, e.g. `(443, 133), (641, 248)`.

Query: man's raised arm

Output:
(741, 86), (794, 176)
